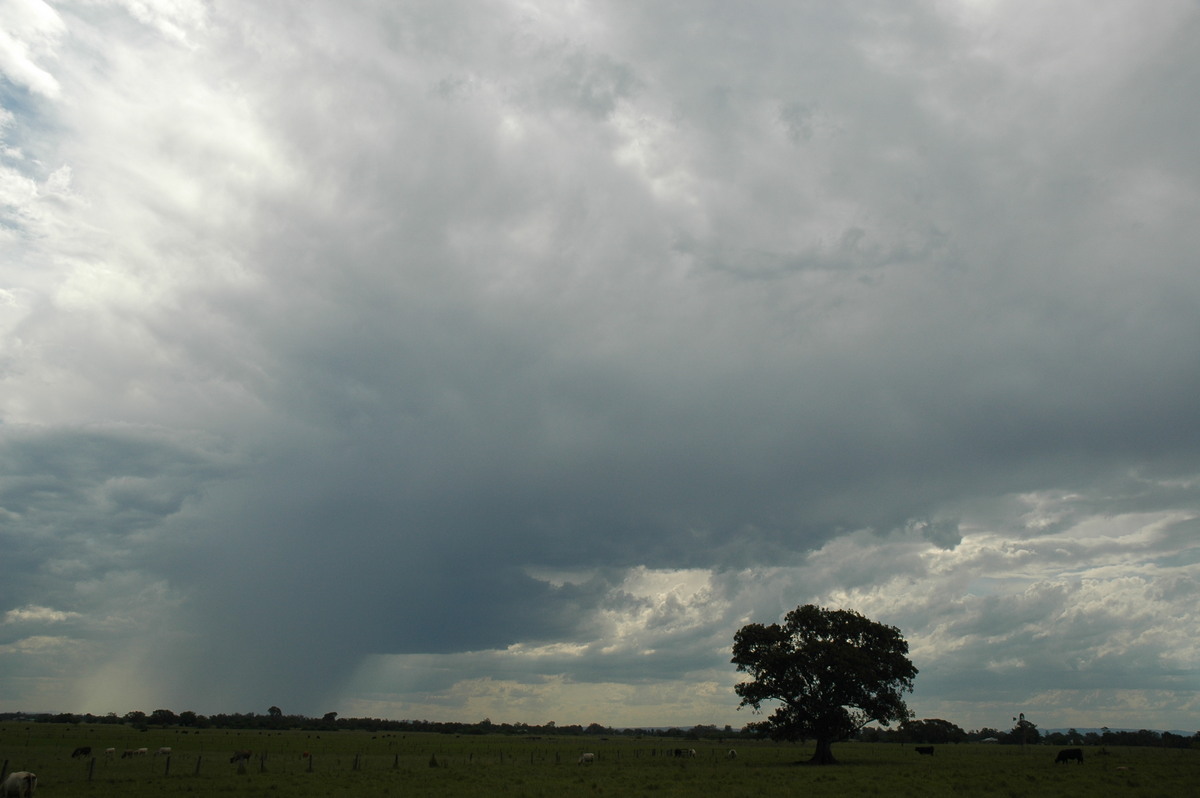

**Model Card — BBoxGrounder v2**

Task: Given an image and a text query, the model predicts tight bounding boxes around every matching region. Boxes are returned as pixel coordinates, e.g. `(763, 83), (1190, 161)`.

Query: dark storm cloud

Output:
(1, 0), (1197, 726)
(0, 424), (231, 587)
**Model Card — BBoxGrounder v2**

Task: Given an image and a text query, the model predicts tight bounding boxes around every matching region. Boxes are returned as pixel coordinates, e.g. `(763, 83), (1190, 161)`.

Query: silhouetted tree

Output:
(902, 718), (966, 744)
(149, 708), (177, 726)
(732, 604), (918, 764)
(1004, 714), (1040, 746)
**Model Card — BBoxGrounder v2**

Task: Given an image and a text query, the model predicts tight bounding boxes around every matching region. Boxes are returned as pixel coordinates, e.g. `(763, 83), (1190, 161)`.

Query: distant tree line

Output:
(859, 717), (1198, 749)
(0, 710), (746, 740)
(1, 709), (1194, 749)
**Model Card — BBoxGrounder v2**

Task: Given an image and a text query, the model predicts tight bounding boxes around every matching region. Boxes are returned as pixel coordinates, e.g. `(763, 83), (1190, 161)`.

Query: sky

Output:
(1, 0), (1198, 734)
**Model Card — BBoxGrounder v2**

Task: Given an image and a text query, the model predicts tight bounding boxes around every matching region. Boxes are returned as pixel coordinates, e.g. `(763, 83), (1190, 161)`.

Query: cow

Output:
(135, 747), (148, 756)
(578, 753), (595, 764)
(71, 746), (92, 758)
(105, 748), (116, 758)
(727, 749), (738, 759)
(1, 771), (36, 798)
(154, 747), (172, 756)
(1055, 748), (1084, 764)
(915, 746), (935, 756)
(230, 750), (253, 765)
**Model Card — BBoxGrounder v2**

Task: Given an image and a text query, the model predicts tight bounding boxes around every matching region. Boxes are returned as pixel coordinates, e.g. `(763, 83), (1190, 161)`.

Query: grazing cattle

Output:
(135, 747), (148, 756)
(155, 747), (172, 756)
(105, 748), (116, 758)
(1055, 748), (1084, 764)
(671, 748), (696, 758)
(230, 750), (253, 765)
(578, 753), (595, 764)
(121, 749), (137, 759)
(71, 746), (92, 758)
(727, 749), (737, 759)
(915, 746), (935, 756)
(1, 771), (36, 798)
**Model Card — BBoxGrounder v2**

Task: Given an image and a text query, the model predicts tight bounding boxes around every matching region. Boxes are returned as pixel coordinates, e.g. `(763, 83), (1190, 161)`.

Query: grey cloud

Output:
(0, 426), (228, 522)
(1, 1), (1197, 726)
(532, 49), (642, 117)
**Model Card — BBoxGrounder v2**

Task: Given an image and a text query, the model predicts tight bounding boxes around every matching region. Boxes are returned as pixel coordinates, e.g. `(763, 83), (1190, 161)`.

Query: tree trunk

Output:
(809, 737), (837, 765)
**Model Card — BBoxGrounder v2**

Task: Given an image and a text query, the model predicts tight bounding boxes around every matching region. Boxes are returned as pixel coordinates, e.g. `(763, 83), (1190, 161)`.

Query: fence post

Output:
(195, 755), (202, 775)
(87, 757), (96, 782)
(163, 755), (171, 777)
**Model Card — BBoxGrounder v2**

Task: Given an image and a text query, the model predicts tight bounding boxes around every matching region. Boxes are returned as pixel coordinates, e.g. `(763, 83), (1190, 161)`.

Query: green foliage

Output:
(900, 718), (967, 744)
(149, 709), (178, 726)
(1006, 715), (1042, 746)
(732, 604), (918, 764)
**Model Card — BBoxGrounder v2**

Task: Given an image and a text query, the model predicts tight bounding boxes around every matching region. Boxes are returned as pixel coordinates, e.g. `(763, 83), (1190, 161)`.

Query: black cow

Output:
(915, 746), (934, 756)
(230, 750), (253, 765)
(1055, 748), (1084, 764)
(71, 746), (91, 758)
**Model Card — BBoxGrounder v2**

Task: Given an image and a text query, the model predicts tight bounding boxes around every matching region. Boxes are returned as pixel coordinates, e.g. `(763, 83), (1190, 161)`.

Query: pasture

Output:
(2, 722), (1196, 797)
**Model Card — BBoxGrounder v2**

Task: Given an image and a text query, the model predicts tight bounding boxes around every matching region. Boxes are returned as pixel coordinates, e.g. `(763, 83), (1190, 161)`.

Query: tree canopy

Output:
(732, 604), (918, 764)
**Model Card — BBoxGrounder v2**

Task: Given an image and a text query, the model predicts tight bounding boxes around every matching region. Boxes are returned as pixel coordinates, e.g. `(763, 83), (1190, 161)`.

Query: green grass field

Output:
(2, 723), (1196, 797)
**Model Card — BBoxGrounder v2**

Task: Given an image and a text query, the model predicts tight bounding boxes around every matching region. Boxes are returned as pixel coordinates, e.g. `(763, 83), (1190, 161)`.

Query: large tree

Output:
(732, 604), (918, 764)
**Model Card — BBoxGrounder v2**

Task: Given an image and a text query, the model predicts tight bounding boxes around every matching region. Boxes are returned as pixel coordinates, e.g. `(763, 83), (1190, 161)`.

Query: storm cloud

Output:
(2, 0), (1198, 730)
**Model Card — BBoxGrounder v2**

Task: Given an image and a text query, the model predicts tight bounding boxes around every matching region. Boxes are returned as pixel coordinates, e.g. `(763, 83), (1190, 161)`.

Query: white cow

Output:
(578, 752), (595, 764)
(155, 747), (172, 756)
(727, 749), (738, 759)
(1, 771), (36, 798)
(105, 748), (116, 758)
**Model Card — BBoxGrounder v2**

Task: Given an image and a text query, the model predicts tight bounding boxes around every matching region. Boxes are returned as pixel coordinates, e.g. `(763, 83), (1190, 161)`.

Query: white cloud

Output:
(104, 0), (209, 43)
(0, 0), (64, 97)
(3, 605), (81, 624)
